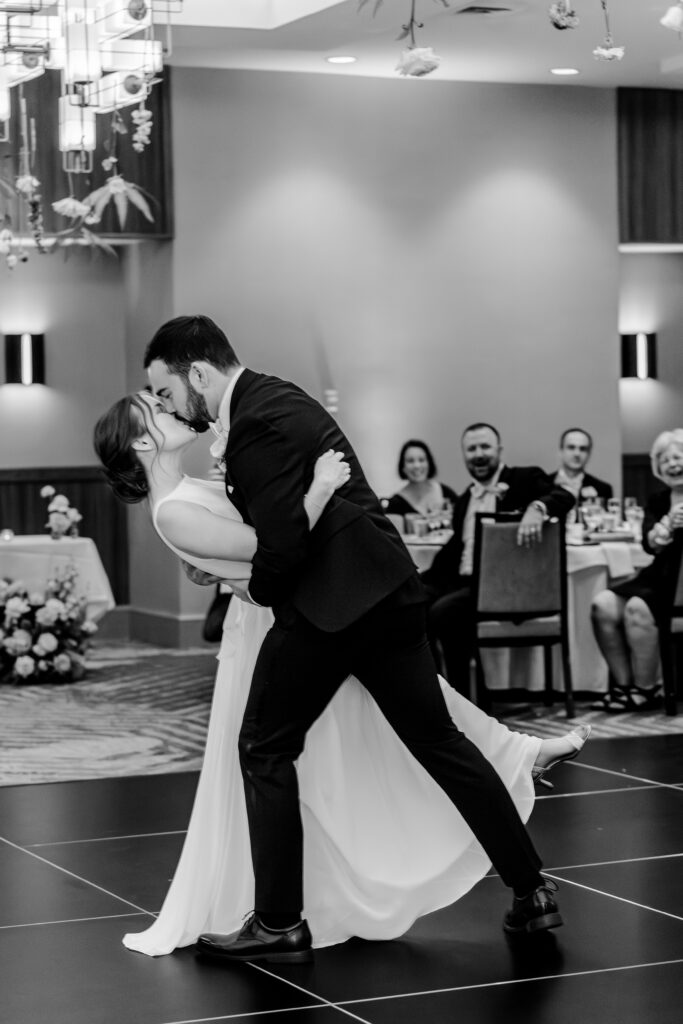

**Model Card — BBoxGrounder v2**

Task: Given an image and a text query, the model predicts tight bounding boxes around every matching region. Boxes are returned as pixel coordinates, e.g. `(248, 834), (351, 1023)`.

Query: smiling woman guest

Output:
(384, 439), (457, 517)
(591, 428), (683, 712)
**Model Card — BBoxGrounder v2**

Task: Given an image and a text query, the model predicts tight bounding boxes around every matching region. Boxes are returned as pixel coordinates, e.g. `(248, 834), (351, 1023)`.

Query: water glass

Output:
(606, 497), (622, 523)
(624, 505), (645, 536)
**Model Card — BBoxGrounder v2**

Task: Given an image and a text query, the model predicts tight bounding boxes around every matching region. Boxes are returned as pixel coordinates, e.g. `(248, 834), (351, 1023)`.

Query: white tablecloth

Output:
(404, 536), (653, 693)
(0, 535), (115, 621)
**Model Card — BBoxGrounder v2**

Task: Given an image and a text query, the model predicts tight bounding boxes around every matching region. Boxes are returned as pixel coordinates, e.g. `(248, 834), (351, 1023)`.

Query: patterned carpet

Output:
(1, 641), (682, 785)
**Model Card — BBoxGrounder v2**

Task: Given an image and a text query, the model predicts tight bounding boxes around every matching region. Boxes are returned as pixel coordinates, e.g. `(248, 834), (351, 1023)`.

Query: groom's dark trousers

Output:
(224, 369), (543, 915)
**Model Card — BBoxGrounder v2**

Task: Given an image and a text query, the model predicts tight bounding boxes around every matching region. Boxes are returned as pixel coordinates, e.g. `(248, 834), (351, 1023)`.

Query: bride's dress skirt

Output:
(123, 601), (540, 955)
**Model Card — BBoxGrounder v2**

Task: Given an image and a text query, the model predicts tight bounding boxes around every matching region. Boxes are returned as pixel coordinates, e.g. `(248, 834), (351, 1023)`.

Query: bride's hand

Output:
(313, 450), (351, 492)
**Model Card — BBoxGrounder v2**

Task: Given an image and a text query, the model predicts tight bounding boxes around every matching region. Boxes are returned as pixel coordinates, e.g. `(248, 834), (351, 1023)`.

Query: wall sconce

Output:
(5, 333), (45, 385)
(621, 332), (657, 380)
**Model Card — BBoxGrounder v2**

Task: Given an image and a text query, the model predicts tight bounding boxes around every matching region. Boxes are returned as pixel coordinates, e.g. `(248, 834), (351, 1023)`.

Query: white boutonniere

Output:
(493, 482), (510, 500)
(581, 486), (598, 499)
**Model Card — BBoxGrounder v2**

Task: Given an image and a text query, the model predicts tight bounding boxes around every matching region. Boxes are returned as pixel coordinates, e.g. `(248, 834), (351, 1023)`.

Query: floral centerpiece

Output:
(0, 564), (97, 685)
(40, 485), (83, 539)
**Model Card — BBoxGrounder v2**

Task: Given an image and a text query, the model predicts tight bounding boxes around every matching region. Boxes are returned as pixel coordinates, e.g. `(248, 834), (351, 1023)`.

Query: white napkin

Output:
(601, 541), (634, 579)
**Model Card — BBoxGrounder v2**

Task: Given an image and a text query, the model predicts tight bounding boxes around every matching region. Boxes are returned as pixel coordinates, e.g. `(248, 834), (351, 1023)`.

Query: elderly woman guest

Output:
(591, 428), (683, 712)
(384, 439), (458, 517)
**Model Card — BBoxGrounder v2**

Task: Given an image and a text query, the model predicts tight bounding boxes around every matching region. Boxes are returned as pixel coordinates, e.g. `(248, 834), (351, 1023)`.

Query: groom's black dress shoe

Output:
(196, 915), (313, 964)
(503, 880), (563, 935)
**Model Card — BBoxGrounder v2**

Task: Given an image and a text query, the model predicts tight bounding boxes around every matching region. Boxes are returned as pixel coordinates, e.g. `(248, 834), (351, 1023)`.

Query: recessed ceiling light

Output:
(551, 67), (580, 76)
(326, 56), (357, 65)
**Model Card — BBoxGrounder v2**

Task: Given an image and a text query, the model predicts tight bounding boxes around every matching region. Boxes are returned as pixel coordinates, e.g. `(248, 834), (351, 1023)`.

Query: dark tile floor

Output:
(2, 736), (682, 1024)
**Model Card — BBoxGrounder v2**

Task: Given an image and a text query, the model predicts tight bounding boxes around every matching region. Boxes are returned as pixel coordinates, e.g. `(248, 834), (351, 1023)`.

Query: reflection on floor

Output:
(2, 736), (682, 1024)
(1, 640), (682, 785)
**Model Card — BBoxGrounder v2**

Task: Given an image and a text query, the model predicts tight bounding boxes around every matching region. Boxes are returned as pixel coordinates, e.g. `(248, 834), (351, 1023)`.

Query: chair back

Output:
(472, 513), (564, 620)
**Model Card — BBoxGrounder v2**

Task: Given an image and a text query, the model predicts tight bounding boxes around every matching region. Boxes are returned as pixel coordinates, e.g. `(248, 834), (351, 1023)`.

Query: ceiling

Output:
(168, 0), (683, 89)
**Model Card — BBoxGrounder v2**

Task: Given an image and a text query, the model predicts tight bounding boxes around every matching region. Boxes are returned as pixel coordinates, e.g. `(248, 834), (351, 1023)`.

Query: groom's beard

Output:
(178, 385), (212, 433)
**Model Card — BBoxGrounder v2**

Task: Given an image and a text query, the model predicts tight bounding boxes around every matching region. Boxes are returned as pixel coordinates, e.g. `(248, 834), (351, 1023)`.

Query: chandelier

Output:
(0, 1), (179, 171)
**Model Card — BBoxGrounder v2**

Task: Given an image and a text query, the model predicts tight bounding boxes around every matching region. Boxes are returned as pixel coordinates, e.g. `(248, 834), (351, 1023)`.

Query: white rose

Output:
(35, 606), (58, 627)
(660, 5), (683, 32)
(47, 494), (70, 513)
(396, 46), (441, 78)
(53, 653), (72, 674)
(40, 485), (56, 498)
(37, 632), (59, 653)
(5, 596), (30, 619)
(66, 508), (82, 523)
(14, 655), (36, 678)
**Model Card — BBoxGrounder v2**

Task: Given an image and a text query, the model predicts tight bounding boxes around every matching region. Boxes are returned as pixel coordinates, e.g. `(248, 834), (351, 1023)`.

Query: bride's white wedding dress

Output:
(123, 476), (541, 956)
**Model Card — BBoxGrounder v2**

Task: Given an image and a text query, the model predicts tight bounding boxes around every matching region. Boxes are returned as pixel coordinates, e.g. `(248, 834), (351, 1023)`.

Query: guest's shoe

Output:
(196, 914), (313, 964)
(531, 724), (592, 790)
(503, 879), (563, 935)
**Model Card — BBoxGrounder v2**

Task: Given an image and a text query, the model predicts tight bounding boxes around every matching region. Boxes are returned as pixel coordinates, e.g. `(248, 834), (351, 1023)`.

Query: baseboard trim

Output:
(97, 606), (213, 648)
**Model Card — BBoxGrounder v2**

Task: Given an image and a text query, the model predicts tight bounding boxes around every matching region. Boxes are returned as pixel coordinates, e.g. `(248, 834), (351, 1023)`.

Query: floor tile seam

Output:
(333, 957), (683, 1007)
(543, 871), (683, 922)
(485, 850), (683, 883)
(571, 761), (683, 791)
(26, 829), (188, 848)
(0, 911), (148, 930)
(536, 783), (657, 799)
(249, 963), (374, 1024)
(0, 835), (157, 916)
(158, 1007), (326, 1024)
(545, 851), (683, 872)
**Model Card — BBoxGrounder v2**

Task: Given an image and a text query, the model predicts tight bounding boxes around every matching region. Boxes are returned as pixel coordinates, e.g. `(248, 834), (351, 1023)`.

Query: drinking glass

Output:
(624, 505), (645, 536)
(606, 497), (621, 523)
(624, 496), (638, 511)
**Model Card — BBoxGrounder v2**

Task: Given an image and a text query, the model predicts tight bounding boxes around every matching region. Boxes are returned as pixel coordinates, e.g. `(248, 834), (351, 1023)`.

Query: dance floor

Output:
(2, 735), (682, 1024)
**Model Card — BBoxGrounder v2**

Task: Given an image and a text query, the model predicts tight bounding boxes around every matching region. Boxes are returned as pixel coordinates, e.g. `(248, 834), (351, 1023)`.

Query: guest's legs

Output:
(623, 596), (661, 690)
(591, 590), (632, 690)
(425, 585), (475, 697)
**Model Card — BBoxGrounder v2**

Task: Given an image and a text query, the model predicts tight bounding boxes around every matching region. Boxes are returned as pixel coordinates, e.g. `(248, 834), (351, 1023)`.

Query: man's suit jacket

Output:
(421, 465), (574, 594)
(223, 369), (417, 632)
(545, 470), (613, 508)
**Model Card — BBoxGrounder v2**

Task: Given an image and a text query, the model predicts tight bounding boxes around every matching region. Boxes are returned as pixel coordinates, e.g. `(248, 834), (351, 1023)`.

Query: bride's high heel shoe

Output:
(532, 724), (592, 790)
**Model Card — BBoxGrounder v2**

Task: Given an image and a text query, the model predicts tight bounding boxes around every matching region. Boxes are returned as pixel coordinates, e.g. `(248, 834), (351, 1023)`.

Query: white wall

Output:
(619, 252), (683, 454)
(0, 250), (126, 468)
(168, 70), (621, 496)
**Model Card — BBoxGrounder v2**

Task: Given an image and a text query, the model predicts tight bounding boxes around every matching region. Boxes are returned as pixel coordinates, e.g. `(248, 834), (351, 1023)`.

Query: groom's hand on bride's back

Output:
(180, 561), (224, 586)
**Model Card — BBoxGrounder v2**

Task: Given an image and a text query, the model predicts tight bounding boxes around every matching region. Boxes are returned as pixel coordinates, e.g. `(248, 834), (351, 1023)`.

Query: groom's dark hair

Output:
(144, 315), (240, 374)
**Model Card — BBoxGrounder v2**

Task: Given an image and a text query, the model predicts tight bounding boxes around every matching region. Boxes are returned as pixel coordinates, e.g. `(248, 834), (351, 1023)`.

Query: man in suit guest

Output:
(549, 428), (613, 508)
(422, 423), (574, 697)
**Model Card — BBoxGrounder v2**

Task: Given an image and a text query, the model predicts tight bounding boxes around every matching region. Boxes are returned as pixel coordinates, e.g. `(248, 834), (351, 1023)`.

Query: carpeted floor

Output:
(1, 641), (682, 785)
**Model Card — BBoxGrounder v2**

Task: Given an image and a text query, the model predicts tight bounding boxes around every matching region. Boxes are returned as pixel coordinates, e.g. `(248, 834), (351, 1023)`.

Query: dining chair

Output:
(471, 513), (575, 719)
(657, 533), (683, 717)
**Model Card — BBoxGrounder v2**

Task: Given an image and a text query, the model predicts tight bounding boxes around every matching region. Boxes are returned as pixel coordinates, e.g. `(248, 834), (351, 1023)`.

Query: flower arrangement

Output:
(0, 565), (97, 685)
(40, 486), (83, 539)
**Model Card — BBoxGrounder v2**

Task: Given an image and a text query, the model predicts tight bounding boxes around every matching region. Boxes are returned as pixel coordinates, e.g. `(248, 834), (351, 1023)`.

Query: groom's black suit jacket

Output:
(223, 369), (417, 632)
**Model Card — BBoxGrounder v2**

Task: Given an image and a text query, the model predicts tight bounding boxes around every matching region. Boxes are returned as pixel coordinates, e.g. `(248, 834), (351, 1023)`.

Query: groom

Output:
(145, 314), (563, 962)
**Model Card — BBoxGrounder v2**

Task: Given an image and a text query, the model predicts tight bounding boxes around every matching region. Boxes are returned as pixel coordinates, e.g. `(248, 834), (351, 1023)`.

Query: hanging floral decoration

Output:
(592, 0), (624, 60)
(549, 2), (579, 31)
(660, 2), (683, 33)
(359, 0), (449, 77)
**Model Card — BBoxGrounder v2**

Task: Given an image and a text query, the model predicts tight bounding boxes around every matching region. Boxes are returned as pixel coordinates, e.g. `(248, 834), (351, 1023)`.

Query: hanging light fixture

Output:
(0, 1), (180, 167)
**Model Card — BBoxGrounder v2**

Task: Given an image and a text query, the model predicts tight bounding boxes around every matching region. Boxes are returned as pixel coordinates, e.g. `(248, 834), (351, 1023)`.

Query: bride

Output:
(94, 391), (590, 956)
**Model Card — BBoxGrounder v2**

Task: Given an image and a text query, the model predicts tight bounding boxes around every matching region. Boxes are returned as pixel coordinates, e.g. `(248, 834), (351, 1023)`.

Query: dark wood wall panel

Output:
(622, 453), (660, 509)
(0, 69), (173, 238)
(0, 466), (128, 603)
(618, 88), (683, 244)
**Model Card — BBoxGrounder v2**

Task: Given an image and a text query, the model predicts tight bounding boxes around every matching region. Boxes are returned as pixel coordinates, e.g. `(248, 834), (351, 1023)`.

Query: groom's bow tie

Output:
(209, 419), (229, 462)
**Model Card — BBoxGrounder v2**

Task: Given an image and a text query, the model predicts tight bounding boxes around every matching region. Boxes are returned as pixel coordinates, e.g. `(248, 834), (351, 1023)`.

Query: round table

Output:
(0, 534), (115, 621)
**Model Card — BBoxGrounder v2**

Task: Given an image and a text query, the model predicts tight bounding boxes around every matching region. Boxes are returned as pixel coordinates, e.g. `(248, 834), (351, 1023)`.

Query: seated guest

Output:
(422, 423), (574, 697)
(384, 439), (457, 517)
(549, 428), (613, 507)
(591, 428), (683, 712)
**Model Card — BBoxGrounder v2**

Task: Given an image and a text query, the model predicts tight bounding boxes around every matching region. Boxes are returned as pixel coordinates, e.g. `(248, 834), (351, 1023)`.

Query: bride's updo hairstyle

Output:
(94, 393), (156, 504)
